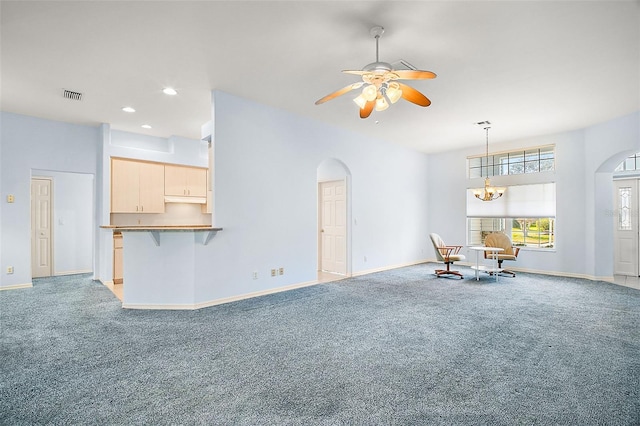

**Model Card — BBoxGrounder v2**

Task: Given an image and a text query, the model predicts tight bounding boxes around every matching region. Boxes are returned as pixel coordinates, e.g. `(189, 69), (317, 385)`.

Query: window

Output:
(618, 187), (632, 230)
(615, 152), (640, 172)
(469, 145), (555, 178)
(468, 218), (555, 248)
(466, 183), (556, 250)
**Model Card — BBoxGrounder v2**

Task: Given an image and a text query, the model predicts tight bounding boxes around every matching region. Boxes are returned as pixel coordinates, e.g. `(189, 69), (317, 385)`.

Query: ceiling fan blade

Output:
(397, 83), (431, 107)
(315, 82), (364, 105)
(360, 99), (375, 119)
(393, 70), (437, 80)
(342, 70), (369, 76)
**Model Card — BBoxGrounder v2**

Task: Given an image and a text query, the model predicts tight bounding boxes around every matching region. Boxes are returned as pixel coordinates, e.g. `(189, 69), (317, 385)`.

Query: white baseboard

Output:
(122, 279), (320, 310)
(54, 269), (92, 276)
(0, 283), (33, 291)
(428, 260), (613, 282)
(121, 260), (616, 310)
(352, 259), (429, 277)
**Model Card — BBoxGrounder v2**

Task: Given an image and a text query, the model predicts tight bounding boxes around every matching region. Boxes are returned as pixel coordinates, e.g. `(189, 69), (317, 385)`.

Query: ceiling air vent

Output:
(63, 89), (83, 101)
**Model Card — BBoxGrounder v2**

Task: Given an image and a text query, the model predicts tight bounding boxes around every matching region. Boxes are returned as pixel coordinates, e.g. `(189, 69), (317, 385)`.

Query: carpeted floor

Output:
(1, 265), (639, 425)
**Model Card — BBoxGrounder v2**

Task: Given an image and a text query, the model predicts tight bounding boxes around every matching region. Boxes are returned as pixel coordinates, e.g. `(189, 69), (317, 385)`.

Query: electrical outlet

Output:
(278, 267), (284, 275)
(7, 266), (14, 274)
(271, 269), (277, 277)
(252, 271), (258, 280)
(364, 256), (367, 262)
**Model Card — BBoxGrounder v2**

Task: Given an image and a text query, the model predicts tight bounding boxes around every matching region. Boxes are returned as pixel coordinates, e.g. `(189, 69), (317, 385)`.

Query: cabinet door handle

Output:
(141, 205), (144, 212)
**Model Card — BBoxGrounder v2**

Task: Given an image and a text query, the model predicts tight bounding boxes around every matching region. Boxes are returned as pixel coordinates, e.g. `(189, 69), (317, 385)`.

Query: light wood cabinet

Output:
(164, 165), (207, 197)
(111, 158), (165, 213)
(113, 233), (123, 284)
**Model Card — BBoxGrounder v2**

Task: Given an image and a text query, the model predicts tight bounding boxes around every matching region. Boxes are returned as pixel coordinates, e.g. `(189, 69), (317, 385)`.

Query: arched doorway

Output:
(609, 150), (640, 277)
(317, 158), (352, 280)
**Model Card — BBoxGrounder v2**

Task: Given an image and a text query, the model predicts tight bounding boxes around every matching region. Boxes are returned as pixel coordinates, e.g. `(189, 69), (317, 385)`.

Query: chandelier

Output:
(473, 123), (506, 201)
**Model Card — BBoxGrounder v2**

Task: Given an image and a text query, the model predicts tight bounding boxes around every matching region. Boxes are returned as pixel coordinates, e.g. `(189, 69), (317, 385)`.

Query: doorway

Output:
(31, 177), (53, 278)
(613, 178), (639, 276)
(30, 171), (95, 279)
(318, 179), (347, 275)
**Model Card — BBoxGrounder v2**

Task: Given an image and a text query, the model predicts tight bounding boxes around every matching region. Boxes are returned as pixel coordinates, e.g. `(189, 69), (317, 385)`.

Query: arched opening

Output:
(607, 149), (640, 283)
(317, 158), (352, 281)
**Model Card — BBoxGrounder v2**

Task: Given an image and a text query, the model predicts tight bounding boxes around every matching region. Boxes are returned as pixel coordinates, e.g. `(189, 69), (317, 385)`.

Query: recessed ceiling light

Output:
(162, 87), (177, 95)
(122, 106), (136, 113)
(141, 124), (152, 129)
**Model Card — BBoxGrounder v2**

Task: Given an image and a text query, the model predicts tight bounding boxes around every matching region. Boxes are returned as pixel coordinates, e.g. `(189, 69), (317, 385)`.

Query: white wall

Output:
(428, 111), (640, 279)
(1, 105), (636, 296)
(187, 91), (431, 304)
(0, 112), (99, 288)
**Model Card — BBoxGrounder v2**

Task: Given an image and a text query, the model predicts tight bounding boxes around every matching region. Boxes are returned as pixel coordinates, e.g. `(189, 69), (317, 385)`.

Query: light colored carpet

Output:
(1, 265), (639, 425)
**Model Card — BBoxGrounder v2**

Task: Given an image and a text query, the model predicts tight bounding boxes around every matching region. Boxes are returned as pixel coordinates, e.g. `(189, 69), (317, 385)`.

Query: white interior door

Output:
(614, 179), (639, 276)
(319, 180), (347, 275)
(31, 177), (53, 278)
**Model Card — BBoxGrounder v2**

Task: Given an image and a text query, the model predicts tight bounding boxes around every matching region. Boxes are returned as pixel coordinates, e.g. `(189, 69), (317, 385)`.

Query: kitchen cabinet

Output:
(113, 232), (123, 284)
(111, 158), (165, 213)
(165, 165), (207, 197)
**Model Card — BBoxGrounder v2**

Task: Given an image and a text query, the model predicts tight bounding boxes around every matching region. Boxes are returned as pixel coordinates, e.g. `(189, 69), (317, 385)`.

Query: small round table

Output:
(468, 247), (505, 281)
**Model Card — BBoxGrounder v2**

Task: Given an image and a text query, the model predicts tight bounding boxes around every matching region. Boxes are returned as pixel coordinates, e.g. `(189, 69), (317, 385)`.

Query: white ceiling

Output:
(1, 1), (638, 154)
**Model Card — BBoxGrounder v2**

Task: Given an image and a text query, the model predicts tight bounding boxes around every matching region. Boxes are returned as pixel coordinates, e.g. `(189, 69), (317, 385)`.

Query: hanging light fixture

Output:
(315, 26), (436, 118)
(473, 122), (506, 201)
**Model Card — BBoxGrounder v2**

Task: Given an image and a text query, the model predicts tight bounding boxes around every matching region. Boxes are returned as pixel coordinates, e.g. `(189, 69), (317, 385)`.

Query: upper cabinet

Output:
(111, 158), (165, 213)
(164, 165), (207, 197)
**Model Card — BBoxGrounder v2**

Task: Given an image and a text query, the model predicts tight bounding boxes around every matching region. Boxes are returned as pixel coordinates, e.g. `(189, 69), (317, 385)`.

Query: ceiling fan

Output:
(315, 26), (437, 119)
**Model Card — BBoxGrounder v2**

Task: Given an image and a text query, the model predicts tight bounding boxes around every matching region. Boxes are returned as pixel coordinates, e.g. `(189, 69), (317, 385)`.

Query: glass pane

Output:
(525, 149), (540, 161)
(625, 158), (635, 171)
(524, 160), (540, 173)
(539, 148), (554, 160)
(619, 187), (632, 230)
(469, 167), (482, 179)
(509, 161), (524, 175)
(469, 157), (481, 168)
(540, 158), (554, 171)
(509, 152), (525, 163)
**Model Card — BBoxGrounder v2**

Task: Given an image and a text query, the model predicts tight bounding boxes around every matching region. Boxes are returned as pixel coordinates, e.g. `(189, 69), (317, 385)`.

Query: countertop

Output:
(101, 225), (222, 231)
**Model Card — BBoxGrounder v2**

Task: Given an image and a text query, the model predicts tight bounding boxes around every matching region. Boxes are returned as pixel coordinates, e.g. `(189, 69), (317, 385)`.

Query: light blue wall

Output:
(427, 111), (640, 279)
(186, 91), (431, 303)
(1, 105), (637, 293)
(0, 112), (99, 288)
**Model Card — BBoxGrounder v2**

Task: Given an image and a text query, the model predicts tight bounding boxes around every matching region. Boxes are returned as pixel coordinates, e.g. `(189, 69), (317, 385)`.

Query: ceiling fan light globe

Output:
(353, 94), (368, 109)
(375, 96), (389, 112)
(362, 85), (378, 102)
(386, 82), (402, 103)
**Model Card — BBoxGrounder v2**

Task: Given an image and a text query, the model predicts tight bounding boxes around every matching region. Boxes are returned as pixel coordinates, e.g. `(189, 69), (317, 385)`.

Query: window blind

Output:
(466, 182), (556, 218)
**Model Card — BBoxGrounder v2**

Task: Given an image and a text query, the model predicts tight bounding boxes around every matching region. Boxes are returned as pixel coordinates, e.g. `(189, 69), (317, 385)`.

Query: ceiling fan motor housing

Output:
(362, 62), (393, 73)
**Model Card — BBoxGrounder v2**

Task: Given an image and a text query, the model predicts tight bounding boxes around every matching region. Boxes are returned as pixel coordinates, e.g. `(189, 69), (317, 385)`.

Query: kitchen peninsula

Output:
(106, 156), (222, 309)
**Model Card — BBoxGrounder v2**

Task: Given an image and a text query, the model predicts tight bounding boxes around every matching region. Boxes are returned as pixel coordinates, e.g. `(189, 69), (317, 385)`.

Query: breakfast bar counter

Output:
(102, 225), (223, 245)
(101, 225), (223, 308)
